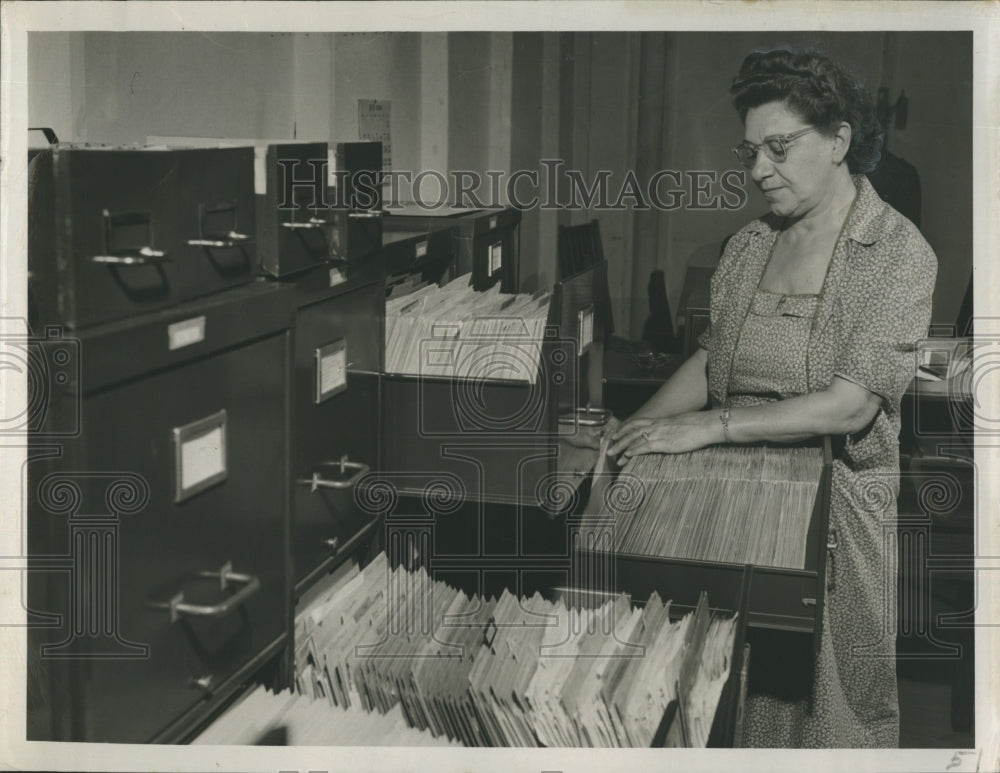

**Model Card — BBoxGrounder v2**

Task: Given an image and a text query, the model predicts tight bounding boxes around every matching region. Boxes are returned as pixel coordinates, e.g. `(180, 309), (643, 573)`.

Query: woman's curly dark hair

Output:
(730, 48), (883, 174)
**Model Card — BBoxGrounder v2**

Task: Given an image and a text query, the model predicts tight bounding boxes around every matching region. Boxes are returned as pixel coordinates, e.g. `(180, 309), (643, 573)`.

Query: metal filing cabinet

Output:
(171, 147), (258, 299)
(286, 262), (385, 597)
(381, 225), (458, 286)
(254, 139), (385, 597)
(258, 142), (334, 278)
(26, 282), (296, 743)
(256, 140), (384, 278)
(28, 146), (259, 330)
(327, 141), (383, 265)
(29, 147), (180, 329)
(380, 262), (607, 506)
(383, 206), (521, 292)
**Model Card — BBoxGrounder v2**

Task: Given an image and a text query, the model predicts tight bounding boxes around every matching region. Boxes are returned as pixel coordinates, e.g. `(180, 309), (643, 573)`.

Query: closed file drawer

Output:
(291, 276), (383, 594)
(27, 283), (294, 743)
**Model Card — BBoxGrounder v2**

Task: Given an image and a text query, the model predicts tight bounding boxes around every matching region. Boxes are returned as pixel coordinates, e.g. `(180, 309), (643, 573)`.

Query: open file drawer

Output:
(381, 261), (609, 506)
(26, 282), (295, 743)
(577, 437), (832, 649)
(552, 552), (752, 748)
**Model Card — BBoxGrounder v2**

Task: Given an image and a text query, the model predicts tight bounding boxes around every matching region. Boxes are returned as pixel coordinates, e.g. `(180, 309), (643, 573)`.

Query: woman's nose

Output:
(750, 151), (773, 182)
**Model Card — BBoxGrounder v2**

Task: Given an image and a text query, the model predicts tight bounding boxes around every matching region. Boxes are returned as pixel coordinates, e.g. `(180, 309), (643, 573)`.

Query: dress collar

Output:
(742, 174), (889, 248)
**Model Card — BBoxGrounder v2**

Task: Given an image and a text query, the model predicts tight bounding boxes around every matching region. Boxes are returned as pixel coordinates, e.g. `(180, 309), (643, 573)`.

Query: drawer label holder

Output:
(315, 339), (348, 403)
(168, 316), (206, 351)
(172, 409), (228, 503)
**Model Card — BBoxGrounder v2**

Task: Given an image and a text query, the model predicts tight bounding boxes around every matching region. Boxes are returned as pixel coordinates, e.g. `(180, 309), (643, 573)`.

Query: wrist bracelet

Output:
(719, 407), (732, 443)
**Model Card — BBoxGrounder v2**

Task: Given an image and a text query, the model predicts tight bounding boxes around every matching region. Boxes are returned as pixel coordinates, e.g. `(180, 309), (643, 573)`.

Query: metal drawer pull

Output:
(91, 247), (171, 265)
(322, 537), (341, 551)
(186, 231), (253, 249)
(153, 562), (260, 623)
(190, 675), (214, 694)
(298, 456), (370, 494)
(347, 211), (383, 219)
(281, 217), (329, 230)
(801, 597), (817, 607)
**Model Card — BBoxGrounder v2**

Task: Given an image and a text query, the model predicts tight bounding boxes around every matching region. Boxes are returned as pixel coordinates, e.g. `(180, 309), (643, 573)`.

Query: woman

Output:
(606, 49), (937, 747)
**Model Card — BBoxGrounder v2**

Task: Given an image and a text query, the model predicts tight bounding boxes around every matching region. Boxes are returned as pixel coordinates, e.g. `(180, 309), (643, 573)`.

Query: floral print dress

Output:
(698, 176), (937, 747)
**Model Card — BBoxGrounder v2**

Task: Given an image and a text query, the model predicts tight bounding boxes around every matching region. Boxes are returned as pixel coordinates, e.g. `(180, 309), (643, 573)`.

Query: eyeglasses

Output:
(731, 127), (818, 169)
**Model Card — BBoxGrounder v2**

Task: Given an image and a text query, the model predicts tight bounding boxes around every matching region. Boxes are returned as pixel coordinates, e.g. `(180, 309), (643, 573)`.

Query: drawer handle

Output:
(322, 537), (341, 551)
(297, 456), (370, 494)
(91, 246), (171, 265)
(186, 231), (253, 249)
(347, 211), (383, 219)
(190, 674), (214, 694)
(152, 562), (261, 623)
(801, 597), (817, 607)
(281, 217), (329, 230)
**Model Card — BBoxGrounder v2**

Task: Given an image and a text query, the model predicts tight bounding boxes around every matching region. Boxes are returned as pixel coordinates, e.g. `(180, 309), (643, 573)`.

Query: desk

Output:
(602, 345), (682, 417)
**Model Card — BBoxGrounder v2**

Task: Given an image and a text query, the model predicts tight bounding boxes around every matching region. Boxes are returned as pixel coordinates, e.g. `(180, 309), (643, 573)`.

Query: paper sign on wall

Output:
(358, 99), (392, 171)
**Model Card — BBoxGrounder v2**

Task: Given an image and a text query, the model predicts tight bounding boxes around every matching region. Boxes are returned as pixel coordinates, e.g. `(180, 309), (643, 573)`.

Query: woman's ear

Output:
(832, 121), (852, 165)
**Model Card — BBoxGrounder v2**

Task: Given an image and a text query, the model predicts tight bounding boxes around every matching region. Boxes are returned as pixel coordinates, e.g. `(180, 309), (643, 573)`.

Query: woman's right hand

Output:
(605, 415), (653, 462)
(561, 416), (621, 450)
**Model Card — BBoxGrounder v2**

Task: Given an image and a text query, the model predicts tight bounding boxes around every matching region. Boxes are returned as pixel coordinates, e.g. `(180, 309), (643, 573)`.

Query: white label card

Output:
(253, 144), (267, 195)
(578, 307), (594, 356)
(415, 241), (428, 259)
(168, 316), (206, 351)
(172, 410), (228, 503)
(329, 267), (347, 287)
(316, 340), (348, 402)
(180, 426), (225, 491)
(489, 242), (503, 276)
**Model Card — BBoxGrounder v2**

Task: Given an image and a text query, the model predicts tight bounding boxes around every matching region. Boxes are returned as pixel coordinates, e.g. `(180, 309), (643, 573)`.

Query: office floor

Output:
(898, 668), (974, 748)
(896, 573), (975, 748)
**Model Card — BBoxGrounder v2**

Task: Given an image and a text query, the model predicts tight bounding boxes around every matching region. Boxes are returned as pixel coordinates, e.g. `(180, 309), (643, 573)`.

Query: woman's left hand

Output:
(605, 411), (722, 462)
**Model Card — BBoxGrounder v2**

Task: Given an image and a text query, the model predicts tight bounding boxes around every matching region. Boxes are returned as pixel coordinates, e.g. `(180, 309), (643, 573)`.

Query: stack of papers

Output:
(611, 444), (823, 570)
(191, 683), (458, 746)
(385, 274), (551, 382)
(288, 552), (736, 747)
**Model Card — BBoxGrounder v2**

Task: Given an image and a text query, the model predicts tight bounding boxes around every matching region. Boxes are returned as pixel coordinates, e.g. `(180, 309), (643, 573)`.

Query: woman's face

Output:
(742, 100), (843, 219)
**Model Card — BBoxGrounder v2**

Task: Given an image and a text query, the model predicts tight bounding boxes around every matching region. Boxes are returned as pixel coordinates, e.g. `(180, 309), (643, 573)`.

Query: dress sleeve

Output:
(832, 236), (937, 408)
(695, 233), (746, 353)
